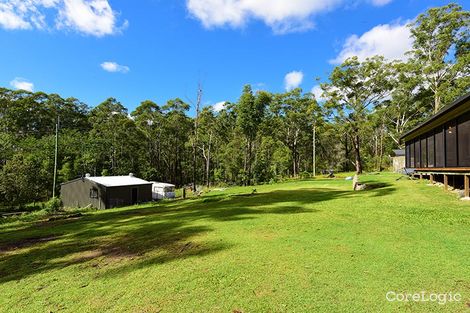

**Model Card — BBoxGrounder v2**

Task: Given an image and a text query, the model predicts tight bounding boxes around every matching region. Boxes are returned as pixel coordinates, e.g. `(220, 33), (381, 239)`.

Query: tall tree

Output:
(409, 3), (470, 113)
(131, 100), (163, 180)
(322, 56), (393, 174)
(379, 61), (431, 147)
(190, 85), (203, 191)
(161, 98), (191, 185)
(89, 98), (142, 176)
(235, 85), (269, 185)
(198, 107), (217, 187)
(271, 88), (320, 177)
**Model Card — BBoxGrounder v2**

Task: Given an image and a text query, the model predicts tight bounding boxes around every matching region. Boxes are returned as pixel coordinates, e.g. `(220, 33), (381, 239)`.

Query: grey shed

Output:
(60, 174), (152, 209)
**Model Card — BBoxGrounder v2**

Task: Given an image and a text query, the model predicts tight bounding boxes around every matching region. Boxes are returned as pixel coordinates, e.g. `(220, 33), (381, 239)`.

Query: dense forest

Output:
(0, 4), (468, 208)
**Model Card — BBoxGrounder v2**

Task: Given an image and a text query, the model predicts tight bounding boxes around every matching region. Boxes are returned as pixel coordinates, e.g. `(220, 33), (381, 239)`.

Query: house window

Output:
(90, 188), (98, 199)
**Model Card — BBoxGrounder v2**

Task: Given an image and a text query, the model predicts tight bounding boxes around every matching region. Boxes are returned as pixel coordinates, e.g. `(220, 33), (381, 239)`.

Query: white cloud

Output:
(186, 0), (342, 34)
(57, 0), (122, 36)
(212, 101), (227, 112)
(331, 22), (412, 64)
(100, 61), (130, 73)
(311, 85), (325, 101)
(284, 71), (304, 91)
(0, 3), (31, 29)
(0, 0), (124, 36)
(10, 78), (34, 92)
(370, 0), (392, 6)
(186, 0), (394, 34)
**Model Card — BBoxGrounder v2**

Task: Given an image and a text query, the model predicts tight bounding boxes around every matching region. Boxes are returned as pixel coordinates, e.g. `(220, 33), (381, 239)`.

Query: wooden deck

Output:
(412, 169), (470, 197)
(415, 167), (470, 175)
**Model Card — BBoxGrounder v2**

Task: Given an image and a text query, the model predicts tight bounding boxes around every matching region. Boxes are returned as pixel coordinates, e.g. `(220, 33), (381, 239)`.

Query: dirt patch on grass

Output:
(68, 249), (104, 264)
(174, 241), (200, 254)
(103, 245), (146, 261)
(115, 209), (160, 217)
(70, 238), (202, 267)
(68, 246), (143, 267)
(0, 235), (61, 253)
(47, 213), (83, 222)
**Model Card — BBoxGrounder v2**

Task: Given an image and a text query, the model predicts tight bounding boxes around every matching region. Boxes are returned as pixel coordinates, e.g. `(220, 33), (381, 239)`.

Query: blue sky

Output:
(0, 0), (463, 114)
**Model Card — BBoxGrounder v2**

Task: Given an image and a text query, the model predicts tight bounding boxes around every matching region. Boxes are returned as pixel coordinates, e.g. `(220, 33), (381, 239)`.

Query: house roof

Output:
(400, 92), (470, 142)
(86, 176), (151, 187)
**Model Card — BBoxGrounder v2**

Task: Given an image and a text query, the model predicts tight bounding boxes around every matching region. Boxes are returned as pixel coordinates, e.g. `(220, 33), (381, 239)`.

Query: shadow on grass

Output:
(357, 182), (395, 197)
(0, 183), (395, 283)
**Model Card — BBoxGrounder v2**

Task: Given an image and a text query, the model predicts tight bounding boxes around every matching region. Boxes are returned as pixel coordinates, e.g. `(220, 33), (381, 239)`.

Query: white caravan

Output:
(151, 182), (176, 200)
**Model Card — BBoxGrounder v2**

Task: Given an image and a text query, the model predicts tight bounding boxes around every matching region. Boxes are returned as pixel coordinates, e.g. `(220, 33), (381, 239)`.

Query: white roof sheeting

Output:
(150, 182), (175, 188)
(86, 176), (151, 187)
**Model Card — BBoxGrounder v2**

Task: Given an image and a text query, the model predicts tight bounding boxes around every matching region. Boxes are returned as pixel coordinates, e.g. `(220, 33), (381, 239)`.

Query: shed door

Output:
(131, 188), (138, 204)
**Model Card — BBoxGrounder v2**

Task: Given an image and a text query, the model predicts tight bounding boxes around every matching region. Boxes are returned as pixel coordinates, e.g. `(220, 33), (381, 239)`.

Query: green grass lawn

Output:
(0, 173), (469, 312)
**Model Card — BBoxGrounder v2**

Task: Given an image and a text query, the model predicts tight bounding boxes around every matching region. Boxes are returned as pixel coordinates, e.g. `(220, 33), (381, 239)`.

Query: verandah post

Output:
(465, 175), (469, 198)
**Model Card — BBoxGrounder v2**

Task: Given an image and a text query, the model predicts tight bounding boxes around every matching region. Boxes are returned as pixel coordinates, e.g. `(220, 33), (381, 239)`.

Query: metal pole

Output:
(52, 116), (59, 198)
(313, 124), (316, 177)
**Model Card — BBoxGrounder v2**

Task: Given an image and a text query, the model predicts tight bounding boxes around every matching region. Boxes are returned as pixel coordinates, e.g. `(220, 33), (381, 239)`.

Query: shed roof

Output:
(86, 176), (151, 187)
(391, 149), (405, 157)
(400, 92), (470, 142)
(150, 182), (175, 188)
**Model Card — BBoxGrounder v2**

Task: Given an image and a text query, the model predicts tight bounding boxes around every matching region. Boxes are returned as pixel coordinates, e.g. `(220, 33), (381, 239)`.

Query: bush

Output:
(45, 197), (62, 213)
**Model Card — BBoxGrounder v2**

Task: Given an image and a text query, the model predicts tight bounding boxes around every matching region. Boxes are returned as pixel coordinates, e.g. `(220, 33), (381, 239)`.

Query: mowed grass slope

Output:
(0, 173), (469, 312)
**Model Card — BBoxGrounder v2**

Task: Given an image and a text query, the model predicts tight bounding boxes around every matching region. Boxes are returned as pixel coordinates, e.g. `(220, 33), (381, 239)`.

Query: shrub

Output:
(45, 197), (62, 213)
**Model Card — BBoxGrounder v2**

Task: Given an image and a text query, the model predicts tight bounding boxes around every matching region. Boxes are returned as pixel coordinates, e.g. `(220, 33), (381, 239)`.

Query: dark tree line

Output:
(0, 3), (468, 208)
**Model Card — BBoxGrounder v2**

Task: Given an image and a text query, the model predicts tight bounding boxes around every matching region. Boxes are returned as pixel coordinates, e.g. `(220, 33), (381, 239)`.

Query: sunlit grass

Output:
(0, 173), (469, 312)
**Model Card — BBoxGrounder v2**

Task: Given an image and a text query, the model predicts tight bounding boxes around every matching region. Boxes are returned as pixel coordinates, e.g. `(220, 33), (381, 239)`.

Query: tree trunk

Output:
(344, 134), (350, 172)
(206, 147), (210, 187)
(192, 141), (197, 191)
(247, 139), (252, 185)
(434, 94), (441, 114)
(292, 148), (297, 177)
(243, 139), (248, 186)
(378, 124), (384, 171)
(192, 84), (202, 191)
(353, 132), (363, 174)
(208, 132), (213, 187)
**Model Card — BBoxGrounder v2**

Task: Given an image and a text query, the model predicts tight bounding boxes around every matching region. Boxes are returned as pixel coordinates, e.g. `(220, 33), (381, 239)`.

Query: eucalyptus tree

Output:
(235, 85), (270, 185)
(408, 3), (470, 113)
(271, 88), (321, 177)
(322, 56), (393, 174)
(131, 100), (164, 180)
(210, 104), (239, 184)
(161, 98), (192, 185)
(198, 107), (217, 187)
(377, 61), (431, 147)
(89, 98), (142, 176)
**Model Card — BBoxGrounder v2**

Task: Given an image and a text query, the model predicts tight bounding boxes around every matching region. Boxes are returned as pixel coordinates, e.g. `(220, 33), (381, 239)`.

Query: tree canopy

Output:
(0, 3), (469, 209)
